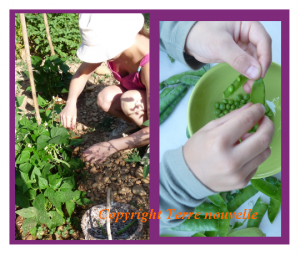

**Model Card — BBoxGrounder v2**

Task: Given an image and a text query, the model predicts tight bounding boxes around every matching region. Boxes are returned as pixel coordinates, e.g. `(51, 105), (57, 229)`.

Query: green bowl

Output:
(187, 62), (281, 179)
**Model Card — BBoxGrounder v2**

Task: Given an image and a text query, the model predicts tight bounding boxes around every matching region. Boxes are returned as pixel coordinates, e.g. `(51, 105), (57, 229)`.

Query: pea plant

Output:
(24, 55), (73, 100)
(15, 96), (92, 238)
(15, 13), (81, 59)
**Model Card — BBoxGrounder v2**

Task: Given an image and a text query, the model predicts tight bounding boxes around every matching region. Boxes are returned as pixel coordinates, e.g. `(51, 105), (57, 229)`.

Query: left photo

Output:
(14, 12), (150, 241)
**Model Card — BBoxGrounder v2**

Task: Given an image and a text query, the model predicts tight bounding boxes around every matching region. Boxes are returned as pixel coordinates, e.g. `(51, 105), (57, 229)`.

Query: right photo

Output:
(159, 21), (281, 237)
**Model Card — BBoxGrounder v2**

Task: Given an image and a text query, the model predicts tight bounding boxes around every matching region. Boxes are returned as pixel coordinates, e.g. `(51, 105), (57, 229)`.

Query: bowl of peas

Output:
(187, 62), (281, 178)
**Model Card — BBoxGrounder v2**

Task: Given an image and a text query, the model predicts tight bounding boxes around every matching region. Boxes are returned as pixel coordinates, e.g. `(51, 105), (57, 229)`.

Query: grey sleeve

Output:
(160, 21), (205, 70)
(159, 146), (216, 229)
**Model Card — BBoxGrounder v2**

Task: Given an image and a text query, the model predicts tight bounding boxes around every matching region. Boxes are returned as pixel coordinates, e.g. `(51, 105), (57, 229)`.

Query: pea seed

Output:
(215, 109), (221, 115)
(228, 100), (234, 105)
(214, 102), (220, 109)
(236, 95), (242, 101)
(230, 105), (236, 110)
(223, 110), (229, 115)
(240, 99), (246, 104)
(219, 103), (225, 110)
(219, 113), (224, 117)
(234, 101), (239, 106)
(228, 85), (234, 93)
(244, 94), (250, 100)
(222, 99), (228, 104)
(226, 104), (230, 110)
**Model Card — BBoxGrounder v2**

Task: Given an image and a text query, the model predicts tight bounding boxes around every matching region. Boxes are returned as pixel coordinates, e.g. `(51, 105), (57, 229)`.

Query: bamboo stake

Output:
(106, 188), (112, 240)
(43, 13), (55, 56)
(19, 14), (41, 126)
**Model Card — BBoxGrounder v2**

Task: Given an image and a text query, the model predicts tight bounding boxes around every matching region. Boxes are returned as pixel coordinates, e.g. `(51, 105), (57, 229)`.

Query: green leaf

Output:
(48, 174), (62, 190)
(22, 218), (38, 237)
(36, 210), (52, 226)
(76, 197), (93, 206)
(37, 94), (47, 107)
(15, 96), (25, 107)
(15, 150), (30, 164)
(55, 190), (74, 203)
(70, 139), (83, 146)
(142, 120), (149, 126)
(47, 135), (68, 145)
(37, 135), (51, 151)
(15, 207), (38, 218)
(44, 187), (55, 198)
(65, 200), (75, 217)
(20, 114), (31, 126)
(15, 193), (30, 208)
(22, 181), (32, 193)
(32, 194), (45, 211)
(19, 163), (33, 173)
(30, 55), (42, 67)
(38, 176), (48, 189)
(24, 188), (37, 200)
(50, 127), (68, 138)
(30, 226), (37, 237)
(42, 163), (55, 179)
(143, 165), (149, 178)
(30, 166), (41, 181)
(48, 211), (65, 228)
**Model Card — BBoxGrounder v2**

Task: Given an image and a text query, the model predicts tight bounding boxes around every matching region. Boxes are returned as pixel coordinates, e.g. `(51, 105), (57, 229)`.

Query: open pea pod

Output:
(227, 227), (266, 237)
(250, 78), (265, 105)
(250, 179), (281, 201)
(247, 197), (268, 228)
(223, 74), (249, 98)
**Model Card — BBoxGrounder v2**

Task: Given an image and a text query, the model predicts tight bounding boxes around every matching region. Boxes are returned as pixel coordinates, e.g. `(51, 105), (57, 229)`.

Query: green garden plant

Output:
(15, 96), (91, 238)
(24, 55), (73, 100)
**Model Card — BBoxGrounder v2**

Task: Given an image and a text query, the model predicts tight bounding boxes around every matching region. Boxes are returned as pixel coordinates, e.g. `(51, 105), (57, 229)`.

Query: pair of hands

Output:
(183, 21), (274, 192)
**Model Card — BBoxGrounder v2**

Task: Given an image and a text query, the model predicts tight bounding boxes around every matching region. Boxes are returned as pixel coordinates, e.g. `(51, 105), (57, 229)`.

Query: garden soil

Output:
(14, 60), (150, 240)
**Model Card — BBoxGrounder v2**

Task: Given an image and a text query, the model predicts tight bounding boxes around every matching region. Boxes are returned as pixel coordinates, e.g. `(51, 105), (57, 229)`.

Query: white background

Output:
(1, 0), (299, 253)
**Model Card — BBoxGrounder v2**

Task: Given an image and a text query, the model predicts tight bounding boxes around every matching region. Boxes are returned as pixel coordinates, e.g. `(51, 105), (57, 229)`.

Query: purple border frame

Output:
(10, 9), (289, 245)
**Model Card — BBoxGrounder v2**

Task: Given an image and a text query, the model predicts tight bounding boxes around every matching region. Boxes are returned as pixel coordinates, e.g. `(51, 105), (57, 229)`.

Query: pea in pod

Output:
(207, 193), (226, 207)
(191, 232), (206, 237)
(162, 64), (210, 86)
(160, 87), (174, 100)
(159, 84), (187, 114)
(160, 87), (188, 124)
(267, 181), (281, 223)
(247, 197), (268, 228)
(218, 203), (230, 237)
(250, 78), (265, 105)
(227, 185), (258, 212)
(180, 75), (200, 86)
(204, 231), (218, 237)
(223, 74), (249, 98)
(250, 179), (281, 201)
(227, 227), (266, 237)
(159, 82), (166, 91)
(171, 218), (219, 232)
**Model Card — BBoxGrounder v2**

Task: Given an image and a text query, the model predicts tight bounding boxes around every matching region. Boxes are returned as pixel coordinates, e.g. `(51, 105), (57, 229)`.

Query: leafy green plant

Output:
(24, 55), (72, 100)
(15, 13), (81, 59)
(15, 96), (92, 238)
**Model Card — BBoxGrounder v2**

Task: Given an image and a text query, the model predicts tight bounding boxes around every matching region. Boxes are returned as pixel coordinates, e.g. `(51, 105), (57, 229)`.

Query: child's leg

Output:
(120, 89), (147, 127)
(97, 85), (132, 123)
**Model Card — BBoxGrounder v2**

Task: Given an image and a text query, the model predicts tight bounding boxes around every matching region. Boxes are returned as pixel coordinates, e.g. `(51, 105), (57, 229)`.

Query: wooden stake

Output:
(19, 14), (41, 126)
(106, 188), (112, 240)
(43, 13), (55, 56)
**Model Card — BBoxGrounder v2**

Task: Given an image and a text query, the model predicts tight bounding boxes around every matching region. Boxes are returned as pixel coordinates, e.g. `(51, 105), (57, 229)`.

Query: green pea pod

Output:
(160, 87), (174, 100)
(204, 231), (218, 237)
(223, 74), (249, 98)
(250, 78), (265, 105)
(207, 193), (226, 207)
(160, 84), (187, 114)
(191, 232), (206, 237)
(268, 198), (281, 224)
(160, 82), (166, 91)
(186, 126), (190, 139)
(163, 64), (210, 86)
(247, 197), (268, 228)
(227, 227), (266, 237)
(227, 185), (258, 212)
(194, 202), (220, 217)
(171, 218), (219, 232)
(250, 179), (281, 201)
(159, 87), (188, 124)
(218, 203), (230, 237)
(116, 219), (137, 235)
(180, 75), (200, 86)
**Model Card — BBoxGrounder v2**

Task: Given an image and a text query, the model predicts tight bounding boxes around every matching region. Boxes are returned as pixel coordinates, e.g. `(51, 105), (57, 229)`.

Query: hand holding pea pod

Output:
(184, 21), (272, 93)
(183, 103), (274, 192)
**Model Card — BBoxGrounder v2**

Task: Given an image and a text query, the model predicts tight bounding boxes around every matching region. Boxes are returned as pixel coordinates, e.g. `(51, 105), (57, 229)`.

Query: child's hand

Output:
(60, 102), (77, 130)
(83, 142), (118, 164)
(185, 21), (272, 93)
(183, 103), (274, 192)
